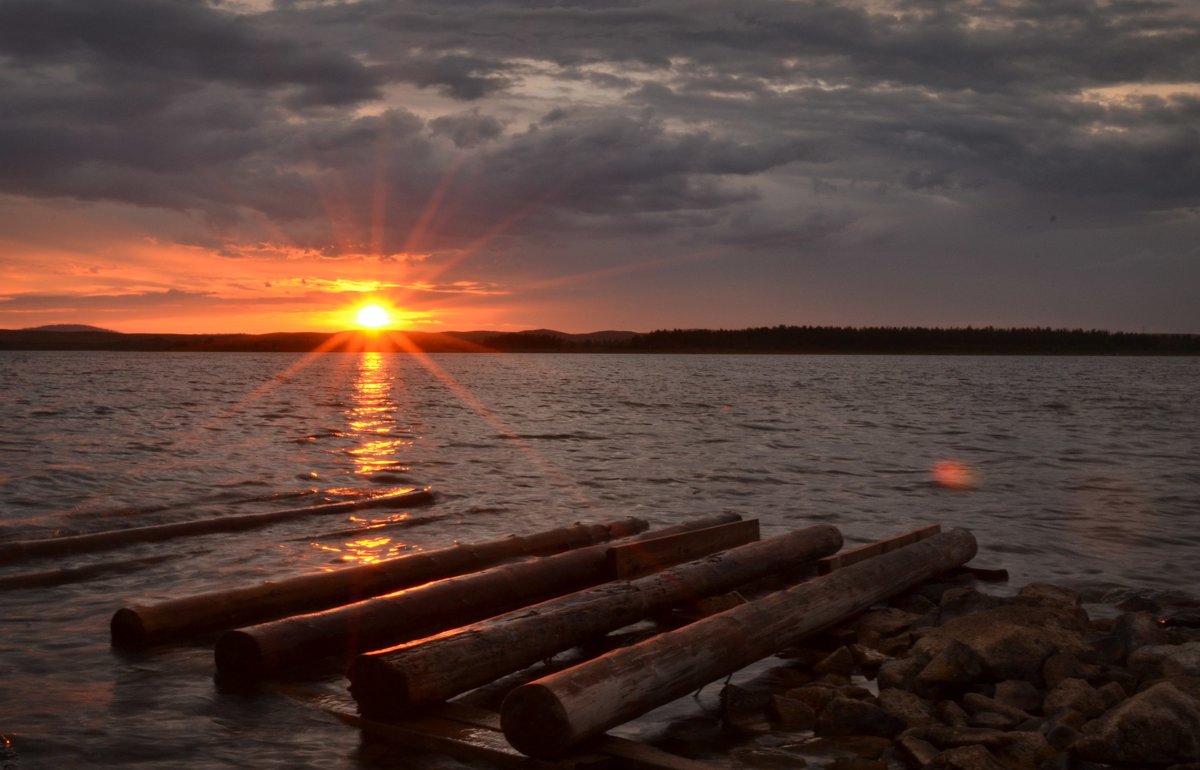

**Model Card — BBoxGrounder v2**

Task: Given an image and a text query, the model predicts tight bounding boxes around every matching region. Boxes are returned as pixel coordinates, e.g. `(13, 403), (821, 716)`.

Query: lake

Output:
(1, 351), (1197, 768)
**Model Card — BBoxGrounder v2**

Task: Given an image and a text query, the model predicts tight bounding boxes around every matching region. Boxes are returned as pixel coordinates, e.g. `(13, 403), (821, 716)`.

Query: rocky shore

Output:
(710, 578), (1200, 769)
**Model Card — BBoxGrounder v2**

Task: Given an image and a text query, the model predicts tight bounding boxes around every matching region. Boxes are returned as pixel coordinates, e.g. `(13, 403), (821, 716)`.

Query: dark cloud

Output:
(1, 0), (1198, 330)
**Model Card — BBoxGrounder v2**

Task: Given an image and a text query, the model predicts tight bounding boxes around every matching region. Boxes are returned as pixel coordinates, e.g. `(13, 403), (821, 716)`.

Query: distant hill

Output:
(0, 325), (1196, 354)
(23, 324), (118, 333)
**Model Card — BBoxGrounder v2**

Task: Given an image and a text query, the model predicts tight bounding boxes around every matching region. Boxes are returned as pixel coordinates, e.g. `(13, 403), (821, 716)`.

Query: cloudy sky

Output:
(1, 0), (1198, 334)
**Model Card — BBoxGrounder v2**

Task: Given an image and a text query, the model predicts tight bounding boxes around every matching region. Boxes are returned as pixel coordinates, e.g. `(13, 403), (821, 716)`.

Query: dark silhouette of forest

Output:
(2, 324), (1198, 354)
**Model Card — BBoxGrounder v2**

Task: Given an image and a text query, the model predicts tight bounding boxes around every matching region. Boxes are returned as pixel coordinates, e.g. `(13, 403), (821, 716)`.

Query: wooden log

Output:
(350, 523), (841, 715)
(214, 514), (741, 682)
(815, 523), (940, 574)
(604, 518), (760, 579)
(112, 516), (648, 648)
(500, 528), (978, 758)
(1, 487), (435, 565)
(0, 555), (172, 592)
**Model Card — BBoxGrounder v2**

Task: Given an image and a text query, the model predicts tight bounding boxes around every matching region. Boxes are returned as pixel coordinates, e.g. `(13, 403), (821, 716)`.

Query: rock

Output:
(929, 604), (1091, 684)
(720, 683), (770, 719)
(770, 694), (817, 731)
(1016, 584), (1087, 622)
(938, 699), (972, 728)
(783, 685), (836, 714)
(918, 640), (985, 689)
(850, 643), (891, 673)
(730, 747), (806, 768)
(893, 593), (940, 616)
(993, 730), (1056, 770)
(928, 745), (1008, 770)
(1096, 680), (1128, 709)
(898, 731), (942, 767)
(841, 686), (875, 701)
(1043, 678), (1106, 719)
(1042, 652), (1100, 689)
(1039, 715), (1081, 751)
(815, 646), (857, 677)
(816, 696), (906, 739)
(877, 688), (938, 728)
(962, 692), (1032, 723)
(936, 587), (1007, 623)
(1073, 681), (1200, 765)
(995, 680), (1045, 714)
(878, 655), (928, 692)
(1129, 642), (1200, 681)
(1095, 611), (1168, 665)
(970, 711), (1019, 730)
(828, 759), (885, 770)
(853, 608), (923, 639)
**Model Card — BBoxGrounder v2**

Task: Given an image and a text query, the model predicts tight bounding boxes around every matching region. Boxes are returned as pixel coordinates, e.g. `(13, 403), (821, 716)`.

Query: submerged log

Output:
(500, 527), (978, 758)
(2, 487), (435, 565)
(112, 515), (648, 648)
(214, 514), (741, 682)
(350, 523), (842, 715)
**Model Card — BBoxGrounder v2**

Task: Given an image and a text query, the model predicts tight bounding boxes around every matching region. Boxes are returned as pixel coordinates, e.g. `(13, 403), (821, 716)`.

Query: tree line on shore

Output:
(2, 324), (1197, 354)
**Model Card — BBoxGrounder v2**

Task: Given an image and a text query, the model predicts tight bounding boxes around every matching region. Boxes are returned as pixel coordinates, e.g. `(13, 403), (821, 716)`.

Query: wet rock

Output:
(816, 696), (906, 739)
(1039, 715), (1081, 752)
(841, 686), (875, 702)
(994, 680), (1044, 714)
(928, 745), (1008, 770)
(850, 643), (891, 674)
(770, 694), (816, 731)
(877, 687), (938, 729)
(1043, 678), (1106, 719)
(970, 711), (1019, 730)
(1016, 584), (1088, 622)
(878, 655), (928, 692)
(893, 592), (940, 617)
(1129, 642), (1200, 681)
(1073, 681), (1200, 765)
(993, 730), (1056, 770)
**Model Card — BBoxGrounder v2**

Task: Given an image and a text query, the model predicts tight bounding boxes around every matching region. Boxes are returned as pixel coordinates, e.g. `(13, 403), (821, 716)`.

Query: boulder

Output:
(783, 685), (836, 714)
(1073, 681), (1200, 765)
(1093, 612), (1169, 665)
(1042, 652), (1100, 689)
(918, 640), (986, 689)
(928, 604), (1091, 684)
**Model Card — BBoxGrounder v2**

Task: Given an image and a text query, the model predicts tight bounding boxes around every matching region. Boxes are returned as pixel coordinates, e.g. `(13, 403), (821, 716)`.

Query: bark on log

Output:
(500, 527), (978, 758)
(350, 523), (842, 716)
(112, 516), (648, 648)
(214, 514), (741, 682)
(604, 519), (761, 579)
(2, 487), (435, 565)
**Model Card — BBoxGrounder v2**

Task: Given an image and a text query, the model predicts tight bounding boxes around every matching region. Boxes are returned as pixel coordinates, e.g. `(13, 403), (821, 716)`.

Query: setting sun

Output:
(356, 304), (391, 329)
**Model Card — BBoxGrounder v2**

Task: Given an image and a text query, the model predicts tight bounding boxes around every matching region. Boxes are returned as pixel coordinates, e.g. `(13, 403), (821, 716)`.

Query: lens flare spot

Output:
(932, 459), (979, 490)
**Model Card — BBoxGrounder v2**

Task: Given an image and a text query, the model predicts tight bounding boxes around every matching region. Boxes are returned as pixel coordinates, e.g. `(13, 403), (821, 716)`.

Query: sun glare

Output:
(356, 304), (391, 329)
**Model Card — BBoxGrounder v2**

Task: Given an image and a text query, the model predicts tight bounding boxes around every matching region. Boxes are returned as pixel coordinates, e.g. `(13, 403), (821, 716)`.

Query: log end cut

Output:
(214, 629), (267, 682)
(347, 654), (412, 719)
(110, 607), (148, 648)
(500, 683), (576, 759)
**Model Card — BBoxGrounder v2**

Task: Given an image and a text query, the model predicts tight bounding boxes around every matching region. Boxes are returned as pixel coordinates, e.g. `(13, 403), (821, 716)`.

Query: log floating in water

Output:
(1, 487), (435, 565)
(500, 527), (978, 758)
(214, 514), (741, 682)
(350, 523), (841, 716)
(112, 515), (648, 648)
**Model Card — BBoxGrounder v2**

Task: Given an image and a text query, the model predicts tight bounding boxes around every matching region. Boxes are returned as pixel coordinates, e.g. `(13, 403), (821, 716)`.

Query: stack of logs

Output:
(110, 512), (979, 765)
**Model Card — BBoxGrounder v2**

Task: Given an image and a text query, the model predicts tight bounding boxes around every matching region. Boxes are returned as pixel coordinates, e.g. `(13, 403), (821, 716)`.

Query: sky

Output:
(1, 0), (1198, 334)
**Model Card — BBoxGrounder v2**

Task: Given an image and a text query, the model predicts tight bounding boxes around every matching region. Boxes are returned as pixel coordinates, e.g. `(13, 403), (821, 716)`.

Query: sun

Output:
(355, 304), (391, 330)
